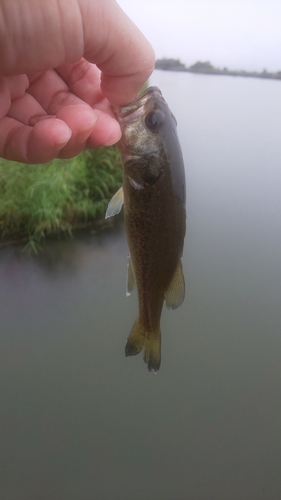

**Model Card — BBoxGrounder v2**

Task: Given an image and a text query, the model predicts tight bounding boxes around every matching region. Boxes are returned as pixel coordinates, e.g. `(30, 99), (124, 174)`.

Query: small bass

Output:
(106, 86), (186, 372)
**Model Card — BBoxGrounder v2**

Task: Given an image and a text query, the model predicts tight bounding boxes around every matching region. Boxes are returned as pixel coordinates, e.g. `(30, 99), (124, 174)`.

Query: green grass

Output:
(0, 147), (123, 245)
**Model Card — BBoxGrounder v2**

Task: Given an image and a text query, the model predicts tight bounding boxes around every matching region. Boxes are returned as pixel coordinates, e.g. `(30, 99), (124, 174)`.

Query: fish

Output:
(106, 86), (186, 372)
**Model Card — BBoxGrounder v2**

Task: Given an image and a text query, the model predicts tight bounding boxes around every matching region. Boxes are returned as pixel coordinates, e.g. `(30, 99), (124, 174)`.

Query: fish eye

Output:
(145, 110), (164, 131)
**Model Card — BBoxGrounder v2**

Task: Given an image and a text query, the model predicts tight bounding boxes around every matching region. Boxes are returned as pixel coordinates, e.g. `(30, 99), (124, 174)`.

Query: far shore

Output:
(155, 59), (281, 81)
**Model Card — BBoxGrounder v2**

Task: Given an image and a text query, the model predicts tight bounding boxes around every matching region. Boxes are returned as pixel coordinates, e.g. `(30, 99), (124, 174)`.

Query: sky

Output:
(117, 0), (281, 72)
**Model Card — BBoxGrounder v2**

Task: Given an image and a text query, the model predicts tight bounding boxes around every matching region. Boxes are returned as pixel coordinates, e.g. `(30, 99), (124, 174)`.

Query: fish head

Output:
(114, 86), (185, 201)
(114, 86), (177, 158)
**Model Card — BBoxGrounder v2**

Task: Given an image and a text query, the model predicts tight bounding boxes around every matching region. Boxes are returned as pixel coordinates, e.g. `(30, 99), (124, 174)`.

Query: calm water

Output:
(1, 71), (281, 500)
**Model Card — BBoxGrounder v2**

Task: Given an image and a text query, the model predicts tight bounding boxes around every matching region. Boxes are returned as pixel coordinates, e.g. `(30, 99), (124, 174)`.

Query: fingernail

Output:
(104, 129), (122, 147)
(56, 126), (72, 146)
(77, 112), (98, 144)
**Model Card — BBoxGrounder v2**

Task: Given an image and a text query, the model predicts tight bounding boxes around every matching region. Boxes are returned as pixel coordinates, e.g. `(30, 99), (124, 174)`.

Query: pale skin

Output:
(0, 0), (155, 163)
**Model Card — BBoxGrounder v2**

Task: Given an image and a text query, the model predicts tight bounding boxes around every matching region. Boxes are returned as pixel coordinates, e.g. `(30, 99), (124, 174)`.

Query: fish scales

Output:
(106, 87), (186, 372)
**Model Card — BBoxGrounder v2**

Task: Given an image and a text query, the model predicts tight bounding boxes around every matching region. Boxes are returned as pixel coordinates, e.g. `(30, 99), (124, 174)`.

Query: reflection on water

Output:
(1, 71), (281, 500)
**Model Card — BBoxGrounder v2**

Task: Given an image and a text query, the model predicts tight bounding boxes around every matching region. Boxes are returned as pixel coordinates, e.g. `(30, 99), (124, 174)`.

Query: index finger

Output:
(79, 0), (155, 106)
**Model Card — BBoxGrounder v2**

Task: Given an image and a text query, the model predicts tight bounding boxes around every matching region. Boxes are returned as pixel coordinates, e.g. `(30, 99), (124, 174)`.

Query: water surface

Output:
(1, 70), (281, 500)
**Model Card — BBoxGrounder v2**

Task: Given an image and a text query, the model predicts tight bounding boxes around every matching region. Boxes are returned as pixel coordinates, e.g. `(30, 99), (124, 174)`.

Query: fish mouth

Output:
(114, 86), (163, 120)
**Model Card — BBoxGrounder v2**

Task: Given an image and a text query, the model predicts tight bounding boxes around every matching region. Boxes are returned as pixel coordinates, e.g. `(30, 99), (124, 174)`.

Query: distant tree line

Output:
(154, 58), (186, 71)
(155, 58), (281, 80)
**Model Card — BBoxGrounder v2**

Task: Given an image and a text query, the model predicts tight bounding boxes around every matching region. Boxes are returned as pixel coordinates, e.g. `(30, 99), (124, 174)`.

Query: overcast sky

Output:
(117, 0), (281, 72)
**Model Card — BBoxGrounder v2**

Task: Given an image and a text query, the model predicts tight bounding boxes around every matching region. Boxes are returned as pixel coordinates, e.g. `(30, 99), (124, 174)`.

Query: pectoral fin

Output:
(105, 186), (124, 219)
(126, 255), (136, 296)
(164, 260), (185, 310)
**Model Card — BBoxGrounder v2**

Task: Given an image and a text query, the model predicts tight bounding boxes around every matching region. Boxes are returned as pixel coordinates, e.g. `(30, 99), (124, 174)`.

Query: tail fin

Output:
(125, 319), (161, 373)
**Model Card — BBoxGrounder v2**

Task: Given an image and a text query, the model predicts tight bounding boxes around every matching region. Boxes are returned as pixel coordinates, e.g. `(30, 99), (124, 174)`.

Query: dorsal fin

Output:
(164, 260), (185, 310)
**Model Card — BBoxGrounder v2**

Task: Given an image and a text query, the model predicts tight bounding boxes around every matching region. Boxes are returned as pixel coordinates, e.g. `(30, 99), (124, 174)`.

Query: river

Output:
(1, 70), (281, 500)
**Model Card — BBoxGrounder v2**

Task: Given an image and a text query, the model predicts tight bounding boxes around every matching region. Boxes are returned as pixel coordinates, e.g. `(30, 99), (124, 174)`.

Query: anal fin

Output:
(164, 259), (185, 310)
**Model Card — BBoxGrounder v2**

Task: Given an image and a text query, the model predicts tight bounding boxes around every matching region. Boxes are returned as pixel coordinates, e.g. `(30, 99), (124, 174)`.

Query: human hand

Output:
(0, 0), (155, 163)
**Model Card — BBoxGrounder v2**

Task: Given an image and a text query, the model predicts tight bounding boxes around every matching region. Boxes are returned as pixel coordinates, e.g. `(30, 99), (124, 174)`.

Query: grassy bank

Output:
(0, 147), (123, 247)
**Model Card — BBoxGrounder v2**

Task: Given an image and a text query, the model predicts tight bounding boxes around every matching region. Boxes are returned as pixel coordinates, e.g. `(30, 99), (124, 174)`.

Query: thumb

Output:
(79, 0), (155, 106)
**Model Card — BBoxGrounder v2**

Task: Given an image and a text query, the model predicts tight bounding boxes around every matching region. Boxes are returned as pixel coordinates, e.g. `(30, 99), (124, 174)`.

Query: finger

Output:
(7, 92), (48, 125)
(27, 69), (82, 113)
(56, 59), (105, 107)
(0, 117), (72, 163)
(28, 66), (115, 116)
(0, 77), (11, 118)
(55, 104), (97, 158)
(27, 70), (102, 155)
(56, 105), (121, 157)
(28, 66), (113, 115)
(0, 75), (29, 118)
(27, 70), (121, 152)
(80, 0), (155, 105)
(86, 109), (121, 148)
